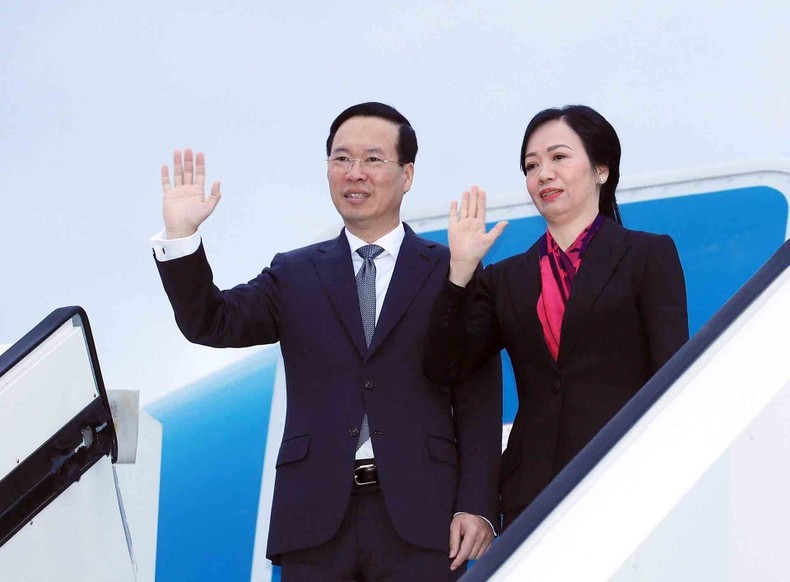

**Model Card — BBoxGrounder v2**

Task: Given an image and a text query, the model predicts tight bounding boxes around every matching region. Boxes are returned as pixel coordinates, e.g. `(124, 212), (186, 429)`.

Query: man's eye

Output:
(366, 157), (384, 164)
(333, 156), (351, 162)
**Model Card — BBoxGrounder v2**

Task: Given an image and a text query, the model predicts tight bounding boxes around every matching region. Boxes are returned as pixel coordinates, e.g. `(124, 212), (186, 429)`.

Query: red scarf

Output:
(536, 215), (604, 361)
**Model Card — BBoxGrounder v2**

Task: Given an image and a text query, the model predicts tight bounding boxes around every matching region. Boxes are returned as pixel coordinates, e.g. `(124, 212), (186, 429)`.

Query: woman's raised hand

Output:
(161, 148), (221, 239)
(447, 186), (508, 287)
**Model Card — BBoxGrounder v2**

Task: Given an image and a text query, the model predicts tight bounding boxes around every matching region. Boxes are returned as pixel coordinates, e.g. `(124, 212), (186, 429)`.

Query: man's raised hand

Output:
(447, 185), (508, 287)
(161, 148), (221, 239)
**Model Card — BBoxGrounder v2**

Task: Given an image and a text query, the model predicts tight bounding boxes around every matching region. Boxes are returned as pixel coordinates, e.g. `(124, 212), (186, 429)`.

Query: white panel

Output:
(0, 321), (100, 480)
(492, 267), (790, 580)
(609, 378), (790, 582)
(0, 457), (135, 582)
(727, 379), (790, 581)
(250, 353), (287, 582)
(114, 412), (163, 582)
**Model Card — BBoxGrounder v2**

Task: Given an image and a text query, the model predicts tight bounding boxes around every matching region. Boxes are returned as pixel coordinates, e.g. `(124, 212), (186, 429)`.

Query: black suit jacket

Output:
(425, 218), (688, 513)
(156, 224), (502, 563)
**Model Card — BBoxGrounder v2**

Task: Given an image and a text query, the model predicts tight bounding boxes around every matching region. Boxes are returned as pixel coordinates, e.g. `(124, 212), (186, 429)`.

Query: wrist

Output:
(165, 226), (198, 240)
(448, 260), (476, 287)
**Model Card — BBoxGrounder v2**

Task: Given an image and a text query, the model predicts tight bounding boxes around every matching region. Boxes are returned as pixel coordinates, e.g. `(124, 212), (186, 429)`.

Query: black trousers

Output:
(280, 484), (465, 581)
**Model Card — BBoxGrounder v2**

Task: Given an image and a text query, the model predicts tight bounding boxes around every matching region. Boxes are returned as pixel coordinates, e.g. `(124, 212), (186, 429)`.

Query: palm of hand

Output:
(163, 184), (213, 235)
(449, 214), (493, 265)
(448, 186), (507, 266)
(161, 149), (220, 239)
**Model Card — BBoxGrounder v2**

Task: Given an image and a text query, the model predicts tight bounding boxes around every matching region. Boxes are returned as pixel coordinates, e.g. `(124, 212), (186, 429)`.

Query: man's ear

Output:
(403, 163), (415, 193)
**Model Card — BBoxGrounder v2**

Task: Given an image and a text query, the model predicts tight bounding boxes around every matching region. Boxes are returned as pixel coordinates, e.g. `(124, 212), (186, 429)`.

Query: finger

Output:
(207, 181), (222, 210)
(477, 188), (487, 222)
(161, 165), (172, 193)
(467, 185), (478, 219)
(468, 534), (487, 561)
(173, 150), (183, 187)
(459, 190), (470, 219)
(487, 221), (509, 240)
(184, 148), (194, 186)
(449, 200), (458, 224)
(196, 152), (206, 188)
(448, 520), (461, 559)
(476, 537), (494, 559)
(451, 533), (474, 570)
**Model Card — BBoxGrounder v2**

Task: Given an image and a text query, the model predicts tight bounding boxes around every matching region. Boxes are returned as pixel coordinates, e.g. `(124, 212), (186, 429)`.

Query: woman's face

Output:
(523, 119), (607, 226)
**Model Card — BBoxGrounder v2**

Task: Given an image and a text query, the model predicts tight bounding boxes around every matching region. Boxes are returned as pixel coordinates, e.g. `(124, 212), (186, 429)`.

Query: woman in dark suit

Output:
(424, 105), (688, 528)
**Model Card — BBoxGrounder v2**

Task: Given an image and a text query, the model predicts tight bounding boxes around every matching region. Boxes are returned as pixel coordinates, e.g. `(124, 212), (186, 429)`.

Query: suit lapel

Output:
(557, 219), (631, 367)
(505, 241), (558, 370)
(367, 225), (440, 358)
(312, 230), (368, 358)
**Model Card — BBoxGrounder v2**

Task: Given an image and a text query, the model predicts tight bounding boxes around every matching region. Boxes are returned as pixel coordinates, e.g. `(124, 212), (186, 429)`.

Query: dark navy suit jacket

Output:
(425, 218), (688, 514)
(156, 224), (502, 563)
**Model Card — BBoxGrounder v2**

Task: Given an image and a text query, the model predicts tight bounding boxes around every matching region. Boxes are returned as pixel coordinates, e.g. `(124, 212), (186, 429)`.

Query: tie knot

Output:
(357, 244), (384, 261)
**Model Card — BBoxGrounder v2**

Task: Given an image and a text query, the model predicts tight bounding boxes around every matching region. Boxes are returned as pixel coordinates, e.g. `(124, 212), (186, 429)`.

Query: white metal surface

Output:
(114, 411), (163, 582)
(491, 266), (790, 580)
(109, 389), (141, 464)
(0, 456), (136, 581)
(0, 320), (99, 480)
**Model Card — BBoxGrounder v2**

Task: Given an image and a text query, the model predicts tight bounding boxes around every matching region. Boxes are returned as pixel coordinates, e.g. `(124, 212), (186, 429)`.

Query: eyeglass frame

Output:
(326, 155), (407, 173)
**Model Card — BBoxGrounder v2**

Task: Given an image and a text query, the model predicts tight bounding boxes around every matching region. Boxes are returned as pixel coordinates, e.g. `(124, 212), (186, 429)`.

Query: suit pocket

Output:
(427, 436), (458, 467)
(276, 434), (310, 468)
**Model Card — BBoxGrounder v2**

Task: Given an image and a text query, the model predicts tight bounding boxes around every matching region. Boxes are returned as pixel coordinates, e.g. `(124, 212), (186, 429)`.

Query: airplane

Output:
(1, 160), (788, 581)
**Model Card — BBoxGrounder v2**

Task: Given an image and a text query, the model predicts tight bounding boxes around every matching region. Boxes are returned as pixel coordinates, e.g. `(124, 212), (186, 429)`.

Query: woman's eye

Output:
(553, 153), (566, 161)
(525, 163), (537, 172)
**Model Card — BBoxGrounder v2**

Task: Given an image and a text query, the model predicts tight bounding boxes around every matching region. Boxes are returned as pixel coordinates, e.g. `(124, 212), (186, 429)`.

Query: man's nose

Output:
(346, 159), (367, 179)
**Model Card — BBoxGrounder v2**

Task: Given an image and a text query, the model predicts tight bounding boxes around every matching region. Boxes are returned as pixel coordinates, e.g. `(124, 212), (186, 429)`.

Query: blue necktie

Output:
(355, 244), (384, 451)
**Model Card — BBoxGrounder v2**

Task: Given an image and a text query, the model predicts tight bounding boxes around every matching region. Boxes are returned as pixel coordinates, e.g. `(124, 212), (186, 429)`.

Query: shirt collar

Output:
(345, 222), (405, 260)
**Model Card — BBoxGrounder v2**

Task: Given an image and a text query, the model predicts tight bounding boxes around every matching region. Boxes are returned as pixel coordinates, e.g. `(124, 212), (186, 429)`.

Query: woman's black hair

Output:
(520, 105), (622, 225)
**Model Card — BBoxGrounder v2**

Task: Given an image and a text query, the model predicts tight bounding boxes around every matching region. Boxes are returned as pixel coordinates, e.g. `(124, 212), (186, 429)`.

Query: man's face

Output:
(327, 116), (414, 241)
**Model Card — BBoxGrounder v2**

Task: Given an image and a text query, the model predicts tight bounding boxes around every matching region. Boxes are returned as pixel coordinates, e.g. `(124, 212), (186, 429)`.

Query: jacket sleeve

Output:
(638, 234), (689, 374)
(424, 266), (505, 385)
(451, 352), (503, 530)
(155, 243), (283, 348)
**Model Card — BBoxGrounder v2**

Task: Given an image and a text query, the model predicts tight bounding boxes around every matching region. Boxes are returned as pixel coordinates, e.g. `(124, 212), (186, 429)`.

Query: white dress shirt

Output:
(343, 223), (405, 458)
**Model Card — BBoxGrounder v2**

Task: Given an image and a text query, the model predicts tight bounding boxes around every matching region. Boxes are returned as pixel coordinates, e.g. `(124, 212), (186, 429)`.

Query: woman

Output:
(424, 105), (688, 528)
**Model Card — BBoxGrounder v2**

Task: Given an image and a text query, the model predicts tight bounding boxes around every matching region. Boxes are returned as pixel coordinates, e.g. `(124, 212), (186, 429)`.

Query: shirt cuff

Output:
(150, 229), (201, 262)
(453, 512), (497, 537)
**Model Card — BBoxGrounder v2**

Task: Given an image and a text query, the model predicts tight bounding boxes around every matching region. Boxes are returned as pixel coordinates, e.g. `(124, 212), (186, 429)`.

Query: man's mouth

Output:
(345, 192), (371, 199)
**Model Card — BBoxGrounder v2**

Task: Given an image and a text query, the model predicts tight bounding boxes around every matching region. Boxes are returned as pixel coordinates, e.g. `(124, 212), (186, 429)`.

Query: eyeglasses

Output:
(326, 156), (405, 173)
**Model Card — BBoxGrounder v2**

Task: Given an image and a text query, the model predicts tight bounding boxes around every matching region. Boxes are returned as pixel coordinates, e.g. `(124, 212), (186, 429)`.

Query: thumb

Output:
(490, 220), (508, 237)
(207, 181), (222, 211)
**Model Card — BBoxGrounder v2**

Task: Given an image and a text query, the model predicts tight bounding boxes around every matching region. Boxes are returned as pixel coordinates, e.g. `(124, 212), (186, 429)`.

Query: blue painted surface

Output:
(147, 349), (278, 582)
(146, 185), (787, 579)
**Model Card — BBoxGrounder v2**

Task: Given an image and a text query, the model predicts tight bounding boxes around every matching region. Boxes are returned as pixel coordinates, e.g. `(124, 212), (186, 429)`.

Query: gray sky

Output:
(2, 1), (788, 404)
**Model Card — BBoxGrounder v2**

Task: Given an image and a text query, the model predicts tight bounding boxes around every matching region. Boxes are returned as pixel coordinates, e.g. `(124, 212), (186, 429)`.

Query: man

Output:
(152, 102), (501, 580)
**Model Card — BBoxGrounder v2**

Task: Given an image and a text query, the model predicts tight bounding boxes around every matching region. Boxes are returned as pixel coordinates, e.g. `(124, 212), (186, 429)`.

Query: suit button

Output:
(363, 380), (376, 390)
(552, 379), (561, 393)
(349, 427), (360, 437)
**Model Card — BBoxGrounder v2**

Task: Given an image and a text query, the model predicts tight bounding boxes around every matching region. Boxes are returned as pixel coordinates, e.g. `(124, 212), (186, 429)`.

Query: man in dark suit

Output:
(152, 102), (501, 580)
